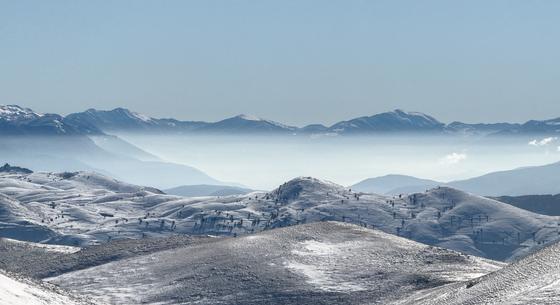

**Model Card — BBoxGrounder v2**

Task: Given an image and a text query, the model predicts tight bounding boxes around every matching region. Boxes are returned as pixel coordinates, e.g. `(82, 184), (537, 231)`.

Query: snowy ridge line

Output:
(5, 104), (560, 135)
(1, 170), (559, 261)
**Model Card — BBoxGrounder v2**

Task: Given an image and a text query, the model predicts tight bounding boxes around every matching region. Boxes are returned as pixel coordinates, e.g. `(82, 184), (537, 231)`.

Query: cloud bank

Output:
(440, 152), (467, 165)
(528, 137), (558, 146)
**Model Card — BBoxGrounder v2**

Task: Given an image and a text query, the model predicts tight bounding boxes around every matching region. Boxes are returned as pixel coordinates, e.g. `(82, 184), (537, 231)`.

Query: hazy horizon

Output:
(117, 133), (560, 190)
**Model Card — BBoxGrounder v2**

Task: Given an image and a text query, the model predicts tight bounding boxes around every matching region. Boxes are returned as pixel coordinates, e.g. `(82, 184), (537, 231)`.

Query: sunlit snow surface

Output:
(394, 240), (560, 305)
(0, 270), (84, 305)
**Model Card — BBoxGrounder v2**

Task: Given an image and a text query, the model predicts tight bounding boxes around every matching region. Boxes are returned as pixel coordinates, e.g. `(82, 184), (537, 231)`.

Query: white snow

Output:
(128, 110), (154, 123)
(236, 114), (262, 121)
(0, 105), (43, 121)
(1, 238), (81, 253)
(0, 271), (81, 305)
(1, 171), (558, 261)
(45, 222), (503, 304)
(287, 240), (367, 292)
(393, 240), (560, 305)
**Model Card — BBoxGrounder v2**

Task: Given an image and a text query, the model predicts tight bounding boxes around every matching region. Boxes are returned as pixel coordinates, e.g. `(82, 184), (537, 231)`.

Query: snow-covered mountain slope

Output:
(0, 270), (87, 305)
(8, 103), (560, 136)
(1, 172), (558, 260)
(9, 103), (560, 136)
(0, 105), (43, 121)
(1, 237), (80, 255)
(46, 222), (503, 305)
(64, 107), (160, 131)
(65, 108), (296, 134)
(196, 114), (298, 134)
(445, 121), (521, 136)
(64, 107), (209, 133)
(328, 109), (445, 134)
(393, 240), (560, 305)
(0, 105), (100, 135)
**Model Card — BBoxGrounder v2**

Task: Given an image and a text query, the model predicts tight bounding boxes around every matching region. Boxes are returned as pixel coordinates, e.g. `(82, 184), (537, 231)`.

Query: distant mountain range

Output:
(0, 105), (102, 135)
(351, 174), (441, 195)
(352, 161), (560, 196)
(3, 104), (560, 136)
(164, 184), (254, 197)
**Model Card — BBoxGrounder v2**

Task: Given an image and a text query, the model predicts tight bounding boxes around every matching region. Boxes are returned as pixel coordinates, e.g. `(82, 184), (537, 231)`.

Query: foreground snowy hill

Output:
(1, 170), (559, 260)
(393, 239), (560, 305)
(0, 270), (87, 305)
(46, 222), (503, 305)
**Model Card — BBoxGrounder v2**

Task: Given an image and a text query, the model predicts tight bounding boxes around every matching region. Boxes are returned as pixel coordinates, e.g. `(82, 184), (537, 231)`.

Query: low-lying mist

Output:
(117, 133), (560, 190)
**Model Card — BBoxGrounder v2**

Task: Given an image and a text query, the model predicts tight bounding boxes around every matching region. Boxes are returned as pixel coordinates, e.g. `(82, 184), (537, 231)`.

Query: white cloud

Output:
(440, 152), (467, 165)
(528, 137), (557, 146)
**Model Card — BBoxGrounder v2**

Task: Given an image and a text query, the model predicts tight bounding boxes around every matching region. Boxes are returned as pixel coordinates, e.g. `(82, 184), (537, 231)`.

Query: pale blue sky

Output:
(1, 0), (560, 126)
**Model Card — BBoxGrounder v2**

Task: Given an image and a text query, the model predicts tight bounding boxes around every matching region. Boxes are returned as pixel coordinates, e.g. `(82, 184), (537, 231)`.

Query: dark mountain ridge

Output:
(3, 104), (560, 136)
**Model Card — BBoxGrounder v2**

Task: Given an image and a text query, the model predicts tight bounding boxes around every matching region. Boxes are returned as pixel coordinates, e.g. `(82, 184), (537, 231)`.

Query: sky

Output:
(1, 0), (560, 126)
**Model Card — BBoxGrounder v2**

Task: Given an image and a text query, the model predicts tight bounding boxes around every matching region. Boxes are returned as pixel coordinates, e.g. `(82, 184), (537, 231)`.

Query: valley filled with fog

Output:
(118, 133), (560, 190)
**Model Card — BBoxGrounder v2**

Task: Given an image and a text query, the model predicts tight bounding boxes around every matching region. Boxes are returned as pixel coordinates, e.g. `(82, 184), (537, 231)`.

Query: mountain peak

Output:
(0, 105), (84, 135)
(0, 163), (33, 174)
(199, 113), (296, 133)
(390, 109), (441, 123)
(329, 109), (444, 133)
(64, 107), (156, 132)
(234, 114), (263, 121)
(0, 104), (43, 121)
(113, 107), (153, 122)
(272, 177), (345, 203)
